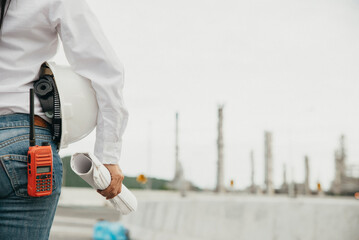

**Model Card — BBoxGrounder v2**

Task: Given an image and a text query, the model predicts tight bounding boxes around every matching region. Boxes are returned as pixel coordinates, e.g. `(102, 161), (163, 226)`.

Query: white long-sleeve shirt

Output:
(0, 0), (128, 164)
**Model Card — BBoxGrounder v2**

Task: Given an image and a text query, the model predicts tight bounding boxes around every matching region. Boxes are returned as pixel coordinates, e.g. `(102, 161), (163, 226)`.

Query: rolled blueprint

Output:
(71, 153), (137, 215)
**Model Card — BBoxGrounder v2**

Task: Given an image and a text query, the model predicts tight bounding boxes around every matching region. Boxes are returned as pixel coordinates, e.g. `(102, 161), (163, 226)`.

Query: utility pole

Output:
(281, 163), (288, 194)
(146, 121), (152, 190)
(175, 112), (180, 180)
(304, 155), (310, 195)
(216, 105), (225, 193)
(283, 164), (287, 187)
(288, 166), (296, 198)
(333, 135), (346, 195)
(250, 150), (255, 194)
(264, 131), (274, 195)
(168, 112), (186, 196)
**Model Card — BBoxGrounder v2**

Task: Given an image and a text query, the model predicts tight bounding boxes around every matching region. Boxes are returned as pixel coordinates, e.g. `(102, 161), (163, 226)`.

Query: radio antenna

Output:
(29, 89), (36, 146)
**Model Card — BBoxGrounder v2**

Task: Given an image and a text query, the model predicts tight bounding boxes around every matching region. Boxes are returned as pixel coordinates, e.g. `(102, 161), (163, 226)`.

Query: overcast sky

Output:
(56, 0), (359, 190)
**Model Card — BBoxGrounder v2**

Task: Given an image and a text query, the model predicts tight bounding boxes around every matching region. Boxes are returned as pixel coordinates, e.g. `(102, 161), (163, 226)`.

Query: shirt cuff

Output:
(94, 141), (122, 165)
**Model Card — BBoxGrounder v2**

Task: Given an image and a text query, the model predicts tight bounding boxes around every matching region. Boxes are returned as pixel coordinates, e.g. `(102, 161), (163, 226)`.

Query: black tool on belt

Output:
(33, 63), (62, 148)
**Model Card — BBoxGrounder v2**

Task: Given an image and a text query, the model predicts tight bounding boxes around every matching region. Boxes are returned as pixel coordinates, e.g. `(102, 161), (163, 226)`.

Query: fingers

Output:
(98, 177), (123, 199)
(97, 185), (119, 199)
(97, 164), (124, 200)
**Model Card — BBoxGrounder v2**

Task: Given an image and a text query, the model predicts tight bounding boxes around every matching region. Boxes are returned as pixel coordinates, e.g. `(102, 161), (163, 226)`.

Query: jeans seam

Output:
(0, 125), (49, 131)
(0, 154), (28, 162)
(0, 134), (52, 150)
(0, 155), (26, 197)
(0, 159), (18, 196)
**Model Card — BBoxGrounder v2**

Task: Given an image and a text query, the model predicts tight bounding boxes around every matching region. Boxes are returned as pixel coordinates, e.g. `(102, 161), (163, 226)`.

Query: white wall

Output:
(121, 193), (359, 240)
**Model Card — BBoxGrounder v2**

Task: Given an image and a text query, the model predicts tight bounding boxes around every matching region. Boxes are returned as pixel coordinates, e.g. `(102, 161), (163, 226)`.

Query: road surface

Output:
(50, 206), (120, 240)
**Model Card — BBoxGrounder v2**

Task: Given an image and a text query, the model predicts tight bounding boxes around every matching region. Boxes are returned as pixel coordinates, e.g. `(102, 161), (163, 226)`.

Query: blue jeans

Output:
(0, 114), (63, 240)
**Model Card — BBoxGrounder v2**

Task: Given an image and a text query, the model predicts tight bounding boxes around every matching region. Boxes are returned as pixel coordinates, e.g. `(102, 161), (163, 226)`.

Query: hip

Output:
(0, 113), (62, 198)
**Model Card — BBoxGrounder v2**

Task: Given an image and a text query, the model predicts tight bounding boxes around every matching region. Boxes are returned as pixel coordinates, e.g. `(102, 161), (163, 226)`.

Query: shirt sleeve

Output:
(48, 0), (129, 164)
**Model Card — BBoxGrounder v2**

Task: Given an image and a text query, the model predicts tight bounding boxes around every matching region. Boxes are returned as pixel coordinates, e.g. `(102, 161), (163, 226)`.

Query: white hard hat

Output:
(46, 62), (98, 149)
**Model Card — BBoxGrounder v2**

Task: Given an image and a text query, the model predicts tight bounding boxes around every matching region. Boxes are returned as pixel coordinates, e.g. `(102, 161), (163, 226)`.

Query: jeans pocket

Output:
(1, 154), (30, 197)
(0, 154), (58, 198)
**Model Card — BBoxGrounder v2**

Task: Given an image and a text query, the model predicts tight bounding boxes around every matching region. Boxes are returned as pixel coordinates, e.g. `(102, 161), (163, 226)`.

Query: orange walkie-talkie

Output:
(27, 89), (53, 197)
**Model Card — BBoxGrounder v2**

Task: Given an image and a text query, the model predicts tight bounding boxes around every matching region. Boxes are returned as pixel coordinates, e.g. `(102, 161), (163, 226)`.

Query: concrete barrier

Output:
(120, 192), (359, 240)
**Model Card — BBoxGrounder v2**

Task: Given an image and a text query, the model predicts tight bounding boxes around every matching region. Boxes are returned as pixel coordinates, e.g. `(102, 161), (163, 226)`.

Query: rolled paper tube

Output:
(71, 153), (137, 214)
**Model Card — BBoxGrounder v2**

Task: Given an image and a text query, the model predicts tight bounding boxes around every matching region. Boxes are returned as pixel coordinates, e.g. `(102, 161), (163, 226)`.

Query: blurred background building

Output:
(330, 135), (359, 195)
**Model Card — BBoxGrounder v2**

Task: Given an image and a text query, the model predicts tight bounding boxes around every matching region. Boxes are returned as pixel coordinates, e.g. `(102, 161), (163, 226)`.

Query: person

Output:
(0, 0), (128, 239)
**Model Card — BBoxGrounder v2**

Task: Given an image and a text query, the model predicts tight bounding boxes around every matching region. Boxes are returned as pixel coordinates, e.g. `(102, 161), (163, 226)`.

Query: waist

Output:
(0, 90), (47, 120)
(0, 113), (50, 129)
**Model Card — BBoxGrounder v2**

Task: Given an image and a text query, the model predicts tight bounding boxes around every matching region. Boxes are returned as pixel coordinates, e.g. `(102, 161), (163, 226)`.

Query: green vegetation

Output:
(122, 176), (170, 190)
(61, 156), (170, 190)
(62, 156), (91, 188)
